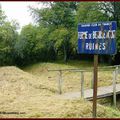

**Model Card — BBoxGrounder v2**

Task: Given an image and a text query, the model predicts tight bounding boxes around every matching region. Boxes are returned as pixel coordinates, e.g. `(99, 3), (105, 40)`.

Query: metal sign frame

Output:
(78, 21), (117, 55)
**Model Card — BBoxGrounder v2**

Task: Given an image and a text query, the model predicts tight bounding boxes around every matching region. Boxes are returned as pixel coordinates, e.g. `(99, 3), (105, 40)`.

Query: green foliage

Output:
(1, 2), (120, 66)
(0, 7), (19, 65)
(98, 2), (120, 63)
(98, 2), (120, 27)
(77, 2), (108, 23)
(15, 24), (37, 64)
(49, 27), (68, 48)
(29, 2), (77, 62)
(116, 29), (120, 52)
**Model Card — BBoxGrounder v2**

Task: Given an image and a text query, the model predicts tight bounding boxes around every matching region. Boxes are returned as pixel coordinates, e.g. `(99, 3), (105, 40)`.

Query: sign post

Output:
(93, 54), (98, 118)
(78, 21), (117, 118)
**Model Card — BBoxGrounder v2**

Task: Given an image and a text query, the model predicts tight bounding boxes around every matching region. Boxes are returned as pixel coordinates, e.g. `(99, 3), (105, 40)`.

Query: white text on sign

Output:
(78, 30), (115, 40)
(85, 43), (106, 51)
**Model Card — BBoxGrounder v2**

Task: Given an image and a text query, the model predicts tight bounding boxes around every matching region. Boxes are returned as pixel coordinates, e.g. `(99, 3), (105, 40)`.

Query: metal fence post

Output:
(81, 71), (84, 98)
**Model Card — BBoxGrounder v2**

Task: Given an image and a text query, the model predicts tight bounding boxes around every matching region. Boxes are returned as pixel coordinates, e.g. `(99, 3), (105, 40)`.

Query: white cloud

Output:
(0, 2), (43, 31)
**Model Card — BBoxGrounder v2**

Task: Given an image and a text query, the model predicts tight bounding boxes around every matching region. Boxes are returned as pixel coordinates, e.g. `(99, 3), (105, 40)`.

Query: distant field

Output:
(0, 60), (120, 118)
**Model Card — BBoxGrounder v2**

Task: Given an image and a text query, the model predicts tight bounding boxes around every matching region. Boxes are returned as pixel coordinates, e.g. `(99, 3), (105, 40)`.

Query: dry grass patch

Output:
(24, 62), (120, 92)
(0, 64), (120, 118)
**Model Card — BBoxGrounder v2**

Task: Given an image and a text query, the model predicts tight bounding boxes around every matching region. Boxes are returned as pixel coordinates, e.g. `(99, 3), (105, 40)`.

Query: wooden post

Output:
(58, 70), (62, 94)
(113, 67), (118, 107)
(113, 71), (116, 107)
(81, 71), (84, 98)
(91, 71), (94, 89)
(93, 55), (98, 118)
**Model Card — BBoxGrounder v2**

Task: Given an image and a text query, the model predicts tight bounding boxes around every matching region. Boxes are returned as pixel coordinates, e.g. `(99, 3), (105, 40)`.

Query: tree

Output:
(77, 2), (108, 23)
(98, 2), (120, 64)
(29, 2), (77, 62)
(98, 2), (120, 27)
(0, 6), (19, 65)
(15, 24), (37, 64)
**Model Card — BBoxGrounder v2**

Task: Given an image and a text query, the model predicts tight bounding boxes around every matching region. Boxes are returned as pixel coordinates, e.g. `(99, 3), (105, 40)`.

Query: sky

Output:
(0, 2), (43, 31)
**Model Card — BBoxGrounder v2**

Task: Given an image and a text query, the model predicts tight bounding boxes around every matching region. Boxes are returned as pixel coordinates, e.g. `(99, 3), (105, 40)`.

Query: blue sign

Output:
(78, 21), (117, 55)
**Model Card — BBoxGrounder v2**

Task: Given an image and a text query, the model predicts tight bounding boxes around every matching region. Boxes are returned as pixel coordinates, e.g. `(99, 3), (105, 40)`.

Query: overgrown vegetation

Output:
(1, 2), (120, 66)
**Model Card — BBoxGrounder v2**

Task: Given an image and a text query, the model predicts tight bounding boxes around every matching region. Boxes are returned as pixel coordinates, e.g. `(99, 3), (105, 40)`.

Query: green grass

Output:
(23, 59), (109, 71)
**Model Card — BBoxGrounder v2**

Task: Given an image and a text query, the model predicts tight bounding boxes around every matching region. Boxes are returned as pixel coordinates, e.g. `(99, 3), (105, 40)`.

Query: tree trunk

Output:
(63, 45), (67, 63)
